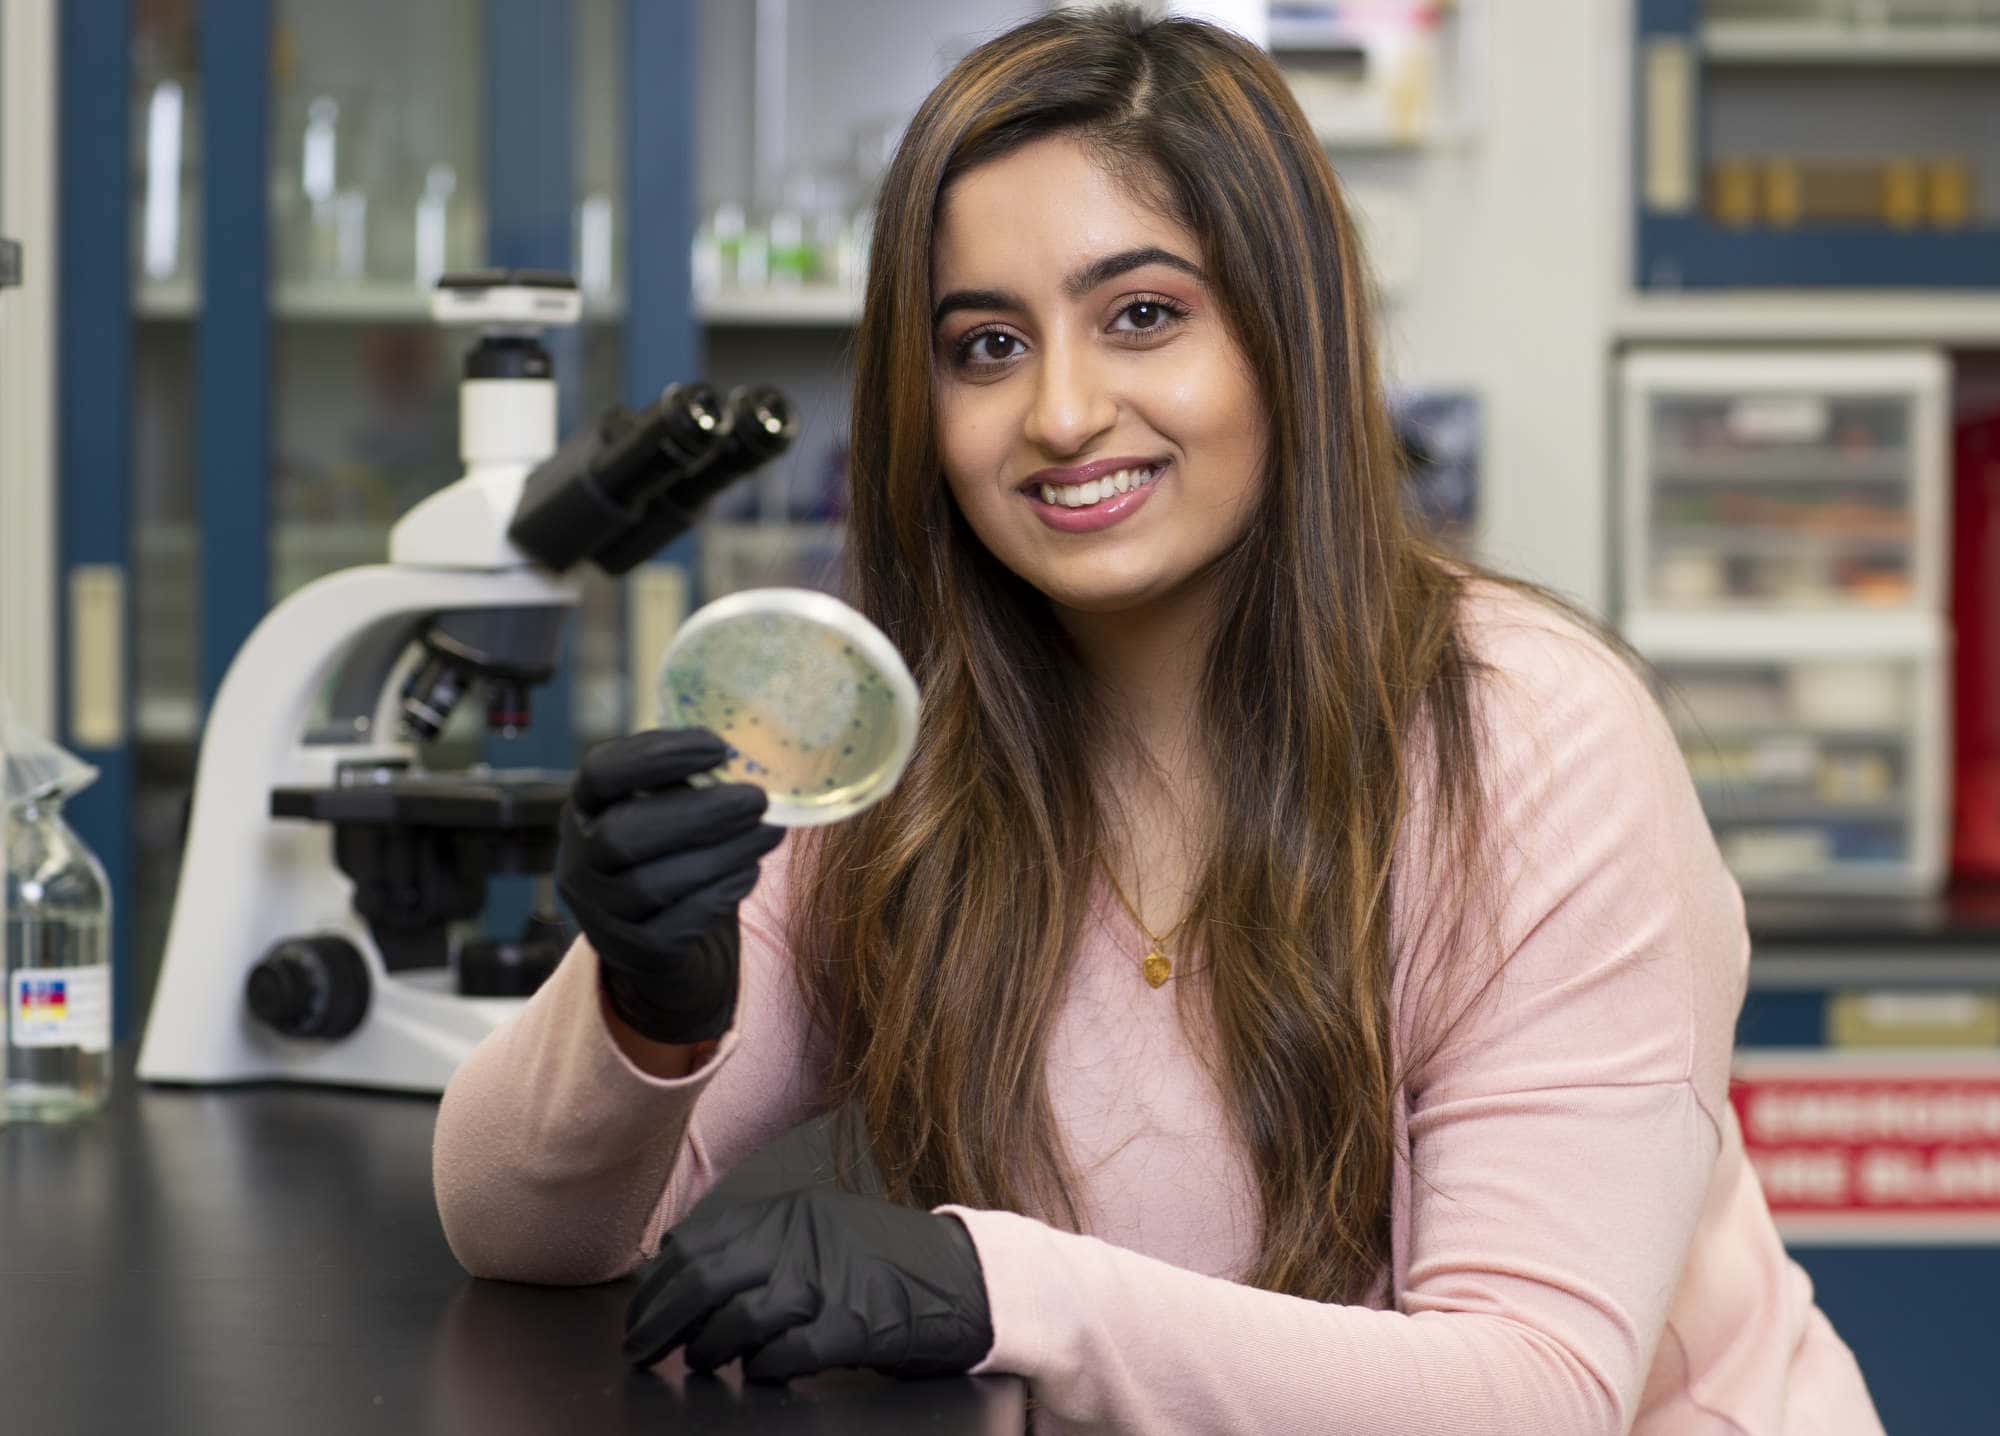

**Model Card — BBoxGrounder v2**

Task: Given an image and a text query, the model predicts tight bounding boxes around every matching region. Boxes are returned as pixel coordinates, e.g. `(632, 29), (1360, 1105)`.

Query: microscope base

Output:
(138, 965), (532, 1095)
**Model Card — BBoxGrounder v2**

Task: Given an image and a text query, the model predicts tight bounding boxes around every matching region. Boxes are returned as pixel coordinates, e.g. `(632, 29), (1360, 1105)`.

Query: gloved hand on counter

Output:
(624, 1188), (995, 1381)
(555, 728), (784, 1045)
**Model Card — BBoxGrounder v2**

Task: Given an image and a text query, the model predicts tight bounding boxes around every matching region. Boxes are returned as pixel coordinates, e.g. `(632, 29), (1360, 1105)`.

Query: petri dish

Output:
(657, 587), (920, 827)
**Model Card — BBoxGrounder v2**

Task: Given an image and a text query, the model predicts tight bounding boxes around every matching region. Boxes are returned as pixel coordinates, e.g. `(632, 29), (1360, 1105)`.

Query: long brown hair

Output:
(789, 4), (1507, 1304)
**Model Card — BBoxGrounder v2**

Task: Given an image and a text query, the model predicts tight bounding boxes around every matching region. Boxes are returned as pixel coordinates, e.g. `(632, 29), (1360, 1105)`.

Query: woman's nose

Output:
(1021, 339), (1117, 458)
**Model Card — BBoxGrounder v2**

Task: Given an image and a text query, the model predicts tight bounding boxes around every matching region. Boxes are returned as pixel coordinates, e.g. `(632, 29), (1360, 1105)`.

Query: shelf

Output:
(1644, 597), (1919, 619)
(1701, 19), (2000, 65)
(1269, 4), (1459, 53)
(1727, 863), (1933, 896)
(1624, 609), (1945, 657)
(137, 696), (200, 745)
(1636, 217), (2000, 292)
(1700, 793), (1907, 825)
(1655, 524), (1909, 553)
(136, 279), (629, 323)
(1746, 881), (2000, 951)
(1653, 448), (1909, 485)
(1618, 291), (2000, 343)
(1315, 127), (1427, 150)
(281, 281), (433, 321)
(136, 278), (196, 318)
(1671, 721), (1908, 744)
(696, 285), (863, 327)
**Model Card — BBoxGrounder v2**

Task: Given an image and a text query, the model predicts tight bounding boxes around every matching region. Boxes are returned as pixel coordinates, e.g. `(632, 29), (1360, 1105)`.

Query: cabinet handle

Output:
(68, 563), (125, 747)
(1643, 38), (1695, 213)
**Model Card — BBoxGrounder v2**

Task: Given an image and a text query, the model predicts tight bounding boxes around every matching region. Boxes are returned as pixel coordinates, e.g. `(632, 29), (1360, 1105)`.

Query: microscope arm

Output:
(136, 561), (579, 1089)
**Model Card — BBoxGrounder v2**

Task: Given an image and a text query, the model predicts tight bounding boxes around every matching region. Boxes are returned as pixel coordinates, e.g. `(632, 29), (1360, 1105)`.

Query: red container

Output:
(1952, 403), (2000, 875)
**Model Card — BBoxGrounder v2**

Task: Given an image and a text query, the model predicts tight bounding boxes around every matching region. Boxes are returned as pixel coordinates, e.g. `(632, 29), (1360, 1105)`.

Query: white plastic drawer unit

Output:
(1625, 613), (1947, 896)
(1620, 348), (1949, 615)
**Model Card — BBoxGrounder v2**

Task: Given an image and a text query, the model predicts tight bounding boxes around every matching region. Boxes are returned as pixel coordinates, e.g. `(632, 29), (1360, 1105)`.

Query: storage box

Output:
(1626, 612), (1948, 895)
(1621, 348), (1949, 615)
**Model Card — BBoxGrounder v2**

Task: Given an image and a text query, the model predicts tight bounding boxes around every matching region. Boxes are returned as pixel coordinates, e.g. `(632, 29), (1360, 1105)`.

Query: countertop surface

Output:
(0, 1049), (1024, 1436)
(1748, 882), (2000, 949)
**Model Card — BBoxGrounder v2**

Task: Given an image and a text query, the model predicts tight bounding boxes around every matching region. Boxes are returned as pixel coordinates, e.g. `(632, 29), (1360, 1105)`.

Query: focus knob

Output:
(245, 935), (371, 1039)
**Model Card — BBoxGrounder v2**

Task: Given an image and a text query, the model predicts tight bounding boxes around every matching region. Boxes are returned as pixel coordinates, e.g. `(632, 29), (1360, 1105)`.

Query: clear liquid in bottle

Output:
(2, 707), (113, 1124)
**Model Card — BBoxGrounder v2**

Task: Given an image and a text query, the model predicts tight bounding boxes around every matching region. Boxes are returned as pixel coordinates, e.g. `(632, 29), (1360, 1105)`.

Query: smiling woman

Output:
(931, 139), (1264, 605)
(810, 0), (1495, 1317)
(432, 7), (1887, 1434)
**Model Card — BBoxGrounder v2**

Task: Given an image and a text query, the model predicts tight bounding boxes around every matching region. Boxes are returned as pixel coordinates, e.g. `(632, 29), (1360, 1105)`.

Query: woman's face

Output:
(930, 136), (1266, 616)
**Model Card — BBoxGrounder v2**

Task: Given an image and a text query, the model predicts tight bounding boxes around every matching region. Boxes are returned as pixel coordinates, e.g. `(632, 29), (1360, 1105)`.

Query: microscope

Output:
(137, 269), (798, 1092)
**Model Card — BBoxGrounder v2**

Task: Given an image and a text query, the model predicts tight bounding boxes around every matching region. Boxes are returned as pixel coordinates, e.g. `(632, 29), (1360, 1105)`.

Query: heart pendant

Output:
(1142, 951), (1171, 988)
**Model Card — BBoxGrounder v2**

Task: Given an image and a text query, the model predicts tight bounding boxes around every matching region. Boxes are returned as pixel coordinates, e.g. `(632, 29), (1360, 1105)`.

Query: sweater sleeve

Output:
(938, 605), (1750, 1435)
(432, 832), (828, 1285)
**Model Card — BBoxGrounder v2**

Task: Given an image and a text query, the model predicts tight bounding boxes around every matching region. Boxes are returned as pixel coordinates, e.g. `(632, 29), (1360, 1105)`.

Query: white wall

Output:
(0, 0), (59, 732)
(1368, 0), (1625, 614)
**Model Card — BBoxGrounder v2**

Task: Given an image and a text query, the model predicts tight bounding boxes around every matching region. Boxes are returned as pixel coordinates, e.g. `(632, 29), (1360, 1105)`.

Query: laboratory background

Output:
(2, 0), (1999, 1431)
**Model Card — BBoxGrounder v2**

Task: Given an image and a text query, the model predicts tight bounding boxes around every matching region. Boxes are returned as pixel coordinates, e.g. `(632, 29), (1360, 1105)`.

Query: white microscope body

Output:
(139, 275), (583, 1092)
(139, 270), (791, 1094)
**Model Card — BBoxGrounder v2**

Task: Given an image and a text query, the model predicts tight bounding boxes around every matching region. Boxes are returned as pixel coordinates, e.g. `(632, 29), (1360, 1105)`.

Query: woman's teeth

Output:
(1038, 465), (1159, 508)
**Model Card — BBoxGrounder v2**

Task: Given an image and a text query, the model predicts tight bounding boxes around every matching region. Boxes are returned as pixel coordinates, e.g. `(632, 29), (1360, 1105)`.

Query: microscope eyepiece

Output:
(504, 373), (798, 576)
(573, 381), (729, 515)
(505, 382), (731, 572)
(733, 384), (798, 456)
(645, 382), (727, 478)
(674, 385), (799, 509)
(588, 385), (802, 575)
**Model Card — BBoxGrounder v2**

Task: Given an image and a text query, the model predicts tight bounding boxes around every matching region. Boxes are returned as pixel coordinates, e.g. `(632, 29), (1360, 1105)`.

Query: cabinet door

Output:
(110, 0), (653, 1036)
(264, 0), (488, 602)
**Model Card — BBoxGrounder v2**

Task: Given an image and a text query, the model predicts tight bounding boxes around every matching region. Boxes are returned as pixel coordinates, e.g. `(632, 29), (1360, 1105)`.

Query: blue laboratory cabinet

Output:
(60, 0), (697, 1040)
(1739, 903), (2000, 1434)
(1634, 1), (2000, 289)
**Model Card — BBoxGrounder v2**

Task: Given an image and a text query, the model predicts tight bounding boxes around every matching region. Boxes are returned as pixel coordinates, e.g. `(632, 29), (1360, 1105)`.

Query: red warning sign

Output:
(1731, 1053), (2000, 1243)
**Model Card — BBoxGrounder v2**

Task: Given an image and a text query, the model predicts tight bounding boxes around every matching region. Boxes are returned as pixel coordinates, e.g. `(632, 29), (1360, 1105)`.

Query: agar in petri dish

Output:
(657, 588), (919, 827)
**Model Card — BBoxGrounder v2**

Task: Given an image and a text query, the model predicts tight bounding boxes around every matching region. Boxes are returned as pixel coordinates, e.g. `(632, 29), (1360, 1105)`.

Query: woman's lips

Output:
(1021, 454), (1164, 491)
(1023, 461), (1164, 533)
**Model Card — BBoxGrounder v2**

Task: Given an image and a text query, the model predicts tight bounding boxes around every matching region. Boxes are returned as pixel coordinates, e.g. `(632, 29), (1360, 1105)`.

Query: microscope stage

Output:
(270, 770), (569, 828)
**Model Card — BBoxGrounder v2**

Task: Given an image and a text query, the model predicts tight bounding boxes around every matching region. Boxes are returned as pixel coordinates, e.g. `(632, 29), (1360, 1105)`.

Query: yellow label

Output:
(1828, 991), (2000, 1049)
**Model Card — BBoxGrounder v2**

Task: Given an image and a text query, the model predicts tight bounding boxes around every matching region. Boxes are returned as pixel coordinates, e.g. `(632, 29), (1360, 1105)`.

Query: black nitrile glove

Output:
(623, 1189), (995, 1382)
(556, 728), (784, 1045)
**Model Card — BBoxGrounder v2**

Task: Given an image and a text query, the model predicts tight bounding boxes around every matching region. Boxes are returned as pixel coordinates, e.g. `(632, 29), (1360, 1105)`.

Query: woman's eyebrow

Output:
(932, 287), (1021, 327)
(930, 248), (1204, 328)
(1062, 246), (1203, 297)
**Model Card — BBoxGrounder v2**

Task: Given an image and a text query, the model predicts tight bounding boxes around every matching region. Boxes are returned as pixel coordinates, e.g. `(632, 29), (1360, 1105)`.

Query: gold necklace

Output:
(1099, 859), (1188, 989)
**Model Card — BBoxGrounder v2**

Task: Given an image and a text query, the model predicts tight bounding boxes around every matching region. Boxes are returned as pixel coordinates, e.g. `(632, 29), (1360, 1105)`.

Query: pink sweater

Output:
(433, 585), (1884, 1434)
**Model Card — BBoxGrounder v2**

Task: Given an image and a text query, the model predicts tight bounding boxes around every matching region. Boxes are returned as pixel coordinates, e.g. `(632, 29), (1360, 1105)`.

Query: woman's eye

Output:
(1111, 297), (1188, 336)
(955, 329), (1023, 366)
